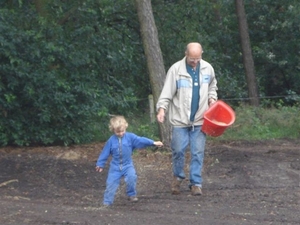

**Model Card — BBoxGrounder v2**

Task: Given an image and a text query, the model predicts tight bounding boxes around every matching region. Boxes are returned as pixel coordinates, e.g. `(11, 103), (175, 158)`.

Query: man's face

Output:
(186, 48), (202, 68)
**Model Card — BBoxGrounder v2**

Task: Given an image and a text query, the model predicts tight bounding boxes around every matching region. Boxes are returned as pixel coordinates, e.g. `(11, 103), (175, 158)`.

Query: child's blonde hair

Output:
(109, 115), (128, 132)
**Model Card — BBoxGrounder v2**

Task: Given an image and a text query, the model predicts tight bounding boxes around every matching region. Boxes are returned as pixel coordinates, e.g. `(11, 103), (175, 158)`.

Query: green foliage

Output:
(0, 8), (101, 146)
(211, 103), (300, 141)
(92, 105), (300, 144)
(152, 0), (248, 102)
(152, 0), (300, 106)
(0, 1), (144, 146)
(127, 117), (160, 141)
(246, 0), (300, 99)
(1, 0), (299, 146)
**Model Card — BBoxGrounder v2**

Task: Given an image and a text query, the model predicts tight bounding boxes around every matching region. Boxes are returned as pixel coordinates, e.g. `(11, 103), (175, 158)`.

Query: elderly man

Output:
(156, 42), (218, 196)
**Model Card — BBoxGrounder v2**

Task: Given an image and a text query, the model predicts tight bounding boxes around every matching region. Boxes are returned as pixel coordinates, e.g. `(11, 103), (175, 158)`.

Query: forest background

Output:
(0, 0), (299, 147)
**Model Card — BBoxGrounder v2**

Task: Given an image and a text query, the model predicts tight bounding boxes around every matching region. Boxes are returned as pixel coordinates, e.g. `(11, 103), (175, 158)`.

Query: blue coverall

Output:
(96, 132), (155, 205)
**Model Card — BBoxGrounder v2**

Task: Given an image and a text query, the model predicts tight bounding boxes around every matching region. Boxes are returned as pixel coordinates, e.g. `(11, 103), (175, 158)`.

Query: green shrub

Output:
(0, 7), (136, 146)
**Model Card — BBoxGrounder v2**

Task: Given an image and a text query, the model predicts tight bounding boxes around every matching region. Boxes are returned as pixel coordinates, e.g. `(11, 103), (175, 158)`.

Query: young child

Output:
(95, 115), (163, 206)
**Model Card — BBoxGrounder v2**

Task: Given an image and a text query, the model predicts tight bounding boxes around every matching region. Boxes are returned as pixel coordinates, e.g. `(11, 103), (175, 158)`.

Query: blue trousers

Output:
(103, 164), (137, 205)
(171, 126), (206, 187)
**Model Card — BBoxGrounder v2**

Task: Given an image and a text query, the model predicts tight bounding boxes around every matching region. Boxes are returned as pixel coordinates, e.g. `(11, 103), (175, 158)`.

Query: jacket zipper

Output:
(118, 137), (123, 170)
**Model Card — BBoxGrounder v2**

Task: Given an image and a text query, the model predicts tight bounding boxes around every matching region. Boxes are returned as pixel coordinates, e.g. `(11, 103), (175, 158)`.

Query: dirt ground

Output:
(0, 139), (299, 225)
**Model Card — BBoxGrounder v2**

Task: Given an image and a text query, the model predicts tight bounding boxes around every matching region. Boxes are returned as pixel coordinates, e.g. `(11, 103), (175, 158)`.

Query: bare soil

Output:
(0, 139), (299, 225)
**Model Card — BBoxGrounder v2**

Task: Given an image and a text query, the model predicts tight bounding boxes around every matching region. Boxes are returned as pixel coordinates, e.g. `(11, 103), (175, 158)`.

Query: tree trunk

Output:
(134, 0), (171, 147)
(235, 0), (260, 106)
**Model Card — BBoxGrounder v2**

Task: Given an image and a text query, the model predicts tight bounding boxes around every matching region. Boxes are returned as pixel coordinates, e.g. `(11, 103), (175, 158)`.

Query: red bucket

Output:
(201, 100), (235, 137)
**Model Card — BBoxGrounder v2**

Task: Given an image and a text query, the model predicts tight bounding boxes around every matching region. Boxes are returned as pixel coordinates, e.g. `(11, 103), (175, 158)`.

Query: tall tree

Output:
(235, 0), (260, 106)
(134, 0), (171, 147)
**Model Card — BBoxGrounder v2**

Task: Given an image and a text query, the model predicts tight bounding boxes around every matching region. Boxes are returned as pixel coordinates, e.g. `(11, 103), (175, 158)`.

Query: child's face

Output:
(114, 128), (126, 138)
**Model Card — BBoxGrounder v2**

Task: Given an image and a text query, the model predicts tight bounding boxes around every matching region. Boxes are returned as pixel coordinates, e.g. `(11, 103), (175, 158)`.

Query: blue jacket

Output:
(96, 132), (155, 169)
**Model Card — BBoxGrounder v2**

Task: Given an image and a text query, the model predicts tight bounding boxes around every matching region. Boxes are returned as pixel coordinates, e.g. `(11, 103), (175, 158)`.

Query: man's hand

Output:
(156, 108), (165, 123)
(208, 98), (217, 107)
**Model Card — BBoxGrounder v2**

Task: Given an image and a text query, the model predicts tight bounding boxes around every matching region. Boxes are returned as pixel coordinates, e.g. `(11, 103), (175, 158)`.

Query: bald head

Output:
(185, 42), (203, 55)
(185, 42), (203, 68)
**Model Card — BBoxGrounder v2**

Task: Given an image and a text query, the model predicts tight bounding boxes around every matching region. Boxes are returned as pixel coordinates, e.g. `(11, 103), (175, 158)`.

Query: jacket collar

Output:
(178, 57), (207, 76)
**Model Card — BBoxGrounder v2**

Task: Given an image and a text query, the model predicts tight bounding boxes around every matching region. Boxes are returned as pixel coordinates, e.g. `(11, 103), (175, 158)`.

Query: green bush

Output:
(0, 6), (137, 146)
(0, 14), (101, 145)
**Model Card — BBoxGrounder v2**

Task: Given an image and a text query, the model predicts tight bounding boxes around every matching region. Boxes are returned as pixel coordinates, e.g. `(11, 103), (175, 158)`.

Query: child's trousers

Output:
(103, 165), (137, 205)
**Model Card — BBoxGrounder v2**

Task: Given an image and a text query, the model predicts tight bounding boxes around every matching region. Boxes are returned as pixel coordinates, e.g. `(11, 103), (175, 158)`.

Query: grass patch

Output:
(211, 105), (300, 142)
(92, 105), (300, 143)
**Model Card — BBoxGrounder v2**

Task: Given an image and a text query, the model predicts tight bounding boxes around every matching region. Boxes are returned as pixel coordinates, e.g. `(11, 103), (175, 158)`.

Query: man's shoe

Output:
(171, 177), (182, 195)
(191, 185), (202, 196)
(128, 196), (138, 202)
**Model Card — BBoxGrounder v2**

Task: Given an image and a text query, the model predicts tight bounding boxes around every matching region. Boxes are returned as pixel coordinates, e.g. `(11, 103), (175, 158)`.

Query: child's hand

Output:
(154, 141), (163, 147)
(95, 166), (103, 172)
